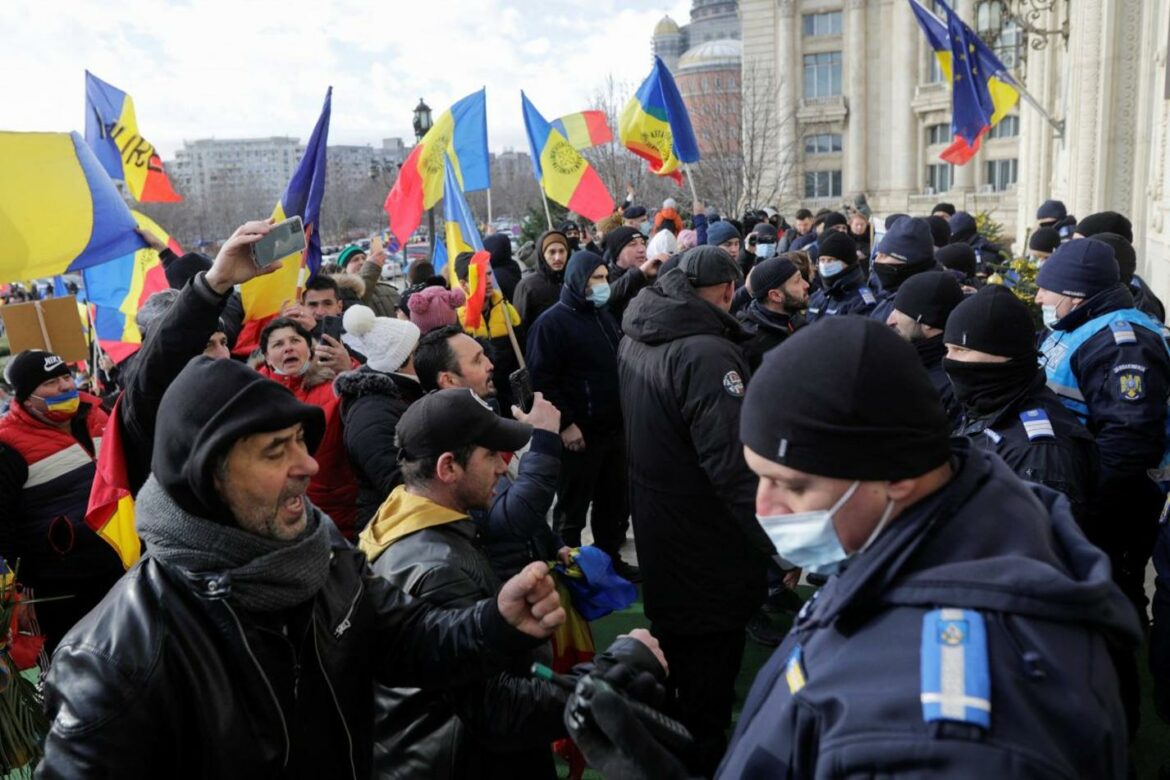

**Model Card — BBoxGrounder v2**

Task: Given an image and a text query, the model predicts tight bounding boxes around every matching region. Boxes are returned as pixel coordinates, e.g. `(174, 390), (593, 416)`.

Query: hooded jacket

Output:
(335, 368), (422, 532)
(719, 442), (1140, 779)
(257, 363), (359, 538)
(512, 231), (567, 326)
(617, 269), (770, 634)
(526, 254), (624, 435)
(483, 234), (522, 302)
(360, 487), (565, 779)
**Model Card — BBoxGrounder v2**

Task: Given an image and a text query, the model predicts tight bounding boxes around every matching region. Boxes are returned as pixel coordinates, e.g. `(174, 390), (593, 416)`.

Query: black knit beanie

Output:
(1090, 232), (1137, 283)
(936, 244), (977, 277)
(944, 284), (1038, 359)
(893, 271), (964, 329)
(817, 231), (857, 264)
(740, 317), (951, 479)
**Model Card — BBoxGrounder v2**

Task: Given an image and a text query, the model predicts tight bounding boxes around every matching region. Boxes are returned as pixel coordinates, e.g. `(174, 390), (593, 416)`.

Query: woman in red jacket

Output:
(256, 318), (359, 537)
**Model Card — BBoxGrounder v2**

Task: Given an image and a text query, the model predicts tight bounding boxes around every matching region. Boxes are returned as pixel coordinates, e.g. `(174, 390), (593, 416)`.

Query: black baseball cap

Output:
(679, 245), (744, 287)
(396, 388), (533, 458)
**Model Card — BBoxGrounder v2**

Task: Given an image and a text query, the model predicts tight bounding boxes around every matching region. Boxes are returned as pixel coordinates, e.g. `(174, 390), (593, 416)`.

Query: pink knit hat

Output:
(408, 285), (466, 334)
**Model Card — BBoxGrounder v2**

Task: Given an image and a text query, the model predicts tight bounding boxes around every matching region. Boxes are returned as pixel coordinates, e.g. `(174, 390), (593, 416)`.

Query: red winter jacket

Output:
(257, 363), (359, 538)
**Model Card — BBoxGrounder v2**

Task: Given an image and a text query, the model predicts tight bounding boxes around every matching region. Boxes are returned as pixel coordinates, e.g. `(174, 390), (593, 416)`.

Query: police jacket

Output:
(38, 507), (541, 780)
(718, 442), (1140, 779)
(1131, 275), (1166, 323)
(1040, 284), (1170, 486)
(118, 272), (233, 495)
(0, 393), (124, 649)
(955, 372), (1097, 526)
(526, 286), (624, 436)
(915, 334), (962, 428)
(737, 299), (804, 371)
(335, 367), (420, 532)
(618, 269), (770, 634)
(361, 493), (563, 780)
(806, 265), (876, 323)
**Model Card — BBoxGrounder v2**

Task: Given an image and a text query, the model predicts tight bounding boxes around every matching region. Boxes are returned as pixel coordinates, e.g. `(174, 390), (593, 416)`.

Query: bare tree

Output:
(736, 61), (799, 215)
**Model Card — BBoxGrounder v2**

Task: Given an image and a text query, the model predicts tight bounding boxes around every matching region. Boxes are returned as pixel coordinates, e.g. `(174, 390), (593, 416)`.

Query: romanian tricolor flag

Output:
(0, 131), (146, 285)
(384, 89), (490, 246)
(618, 56), (700, 184)
(85, 71), (182, 203)
(909, 0), (1020, 165)
(85, 396), (140, 569)
(234, 87), (332, 356)
(552, 111), (612, 151)
(83, 211), (181, 364)
(521, 92), (614, 222)
(442, 153), (490, 329)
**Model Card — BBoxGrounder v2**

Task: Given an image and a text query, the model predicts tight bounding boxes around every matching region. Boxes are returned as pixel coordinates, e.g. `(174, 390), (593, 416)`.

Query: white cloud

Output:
(0, 0), (691, 158)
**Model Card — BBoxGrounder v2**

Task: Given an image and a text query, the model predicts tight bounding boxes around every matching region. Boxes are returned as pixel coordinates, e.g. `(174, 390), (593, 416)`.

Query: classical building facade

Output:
(653, 1), (742, 72)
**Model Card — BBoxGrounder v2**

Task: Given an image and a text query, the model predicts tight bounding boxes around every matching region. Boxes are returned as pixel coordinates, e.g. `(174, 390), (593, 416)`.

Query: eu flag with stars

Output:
(941, 5), (996, 164)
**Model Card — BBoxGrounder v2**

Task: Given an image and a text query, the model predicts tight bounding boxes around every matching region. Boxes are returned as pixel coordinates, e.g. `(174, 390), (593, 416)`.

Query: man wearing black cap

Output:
(0, 350), (124, 651)
(359, 388), (665, 777)
(1091, 231), (1166, 323)
(738, 256), (808, 370)
(945, 285), (1097, 524)
(623, 205), (648, 230)
(1027, 226), (1061, 264)
(868, 216), (938, 322)
(1037, 238), (1170, 616)
(948, 211), (1003, 277)
(1036, 198), (1077, 241)
(886, 271), (964, 426)
(931, 202), (956, 219)
(936, 243), (979, 292)
(602, 226), (663, 321)
(557, 220), (582, 251)
(570, 317), (1139, 778)
(39, 358), (567, 776)
(706, 220), (741, 257)
(619, 246), (771, 776)
(807, 231), (876, 323)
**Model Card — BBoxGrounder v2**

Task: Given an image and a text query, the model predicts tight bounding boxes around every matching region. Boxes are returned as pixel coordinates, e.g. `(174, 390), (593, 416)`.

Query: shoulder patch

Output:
(920, 609), (991, 729)
(784, 644), (807, 694)
(1019, 409), (1056, 441)
(859, 287), (876, 305)
(1118, 372), (1145, 401)
(1110, 320), (1137, 345)
(722, 370), (745, 397)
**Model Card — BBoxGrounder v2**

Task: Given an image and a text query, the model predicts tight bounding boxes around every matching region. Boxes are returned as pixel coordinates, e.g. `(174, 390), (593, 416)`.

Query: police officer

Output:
(945, 285), (1098, 526)
(806, 231), (876, 323)
(568, 316), (1140, 778)
(1036, 238), (1170, 617)
(868, 217), (938, 323)
(737, 256), (808, 371)
(886, 270), (964, 427)
(618, 246), (771, 777)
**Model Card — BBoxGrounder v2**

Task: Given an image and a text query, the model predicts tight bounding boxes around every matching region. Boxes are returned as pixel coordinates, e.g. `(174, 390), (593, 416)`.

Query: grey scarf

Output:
(136, 476), (331, 612)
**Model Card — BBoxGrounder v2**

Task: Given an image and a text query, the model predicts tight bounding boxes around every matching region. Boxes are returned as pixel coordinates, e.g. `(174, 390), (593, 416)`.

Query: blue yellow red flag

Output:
(85, 71), (182, 202)
(384, 89), (490, 246)
(618, 56), (700, 183)
(85, 395), (141, 569)
(442, 152), (491, 328)
(0, 131), (146, 285)
(83, 210), (180, 364)
(521, 92), (614, 222)
(552, 111), (613, 151)
(234, 87), (332, 355)
(908, 0), (1020, 164)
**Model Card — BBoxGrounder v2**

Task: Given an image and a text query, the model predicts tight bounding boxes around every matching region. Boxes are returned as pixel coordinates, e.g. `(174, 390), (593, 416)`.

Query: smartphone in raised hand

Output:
(252, 216), (306, 268)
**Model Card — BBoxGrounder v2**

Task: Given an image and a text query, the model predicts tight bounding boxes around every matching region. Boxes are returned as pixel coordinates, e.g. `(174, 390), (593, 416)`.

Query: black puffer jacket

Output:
(618, 269), (770, 634)
(37, 511), (540, 779)
(336, 368), (425, 531)
(512, 231), (566, 325)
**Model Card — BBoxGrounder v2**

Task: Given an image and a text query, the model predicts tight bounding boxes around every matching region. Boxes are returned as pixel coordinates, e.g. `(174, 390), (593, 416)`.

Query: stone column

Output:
(889, 0), (918, 197)
(1061, 0), (1108, 217)
(775, 0), (801, 208)
(844, 0), (868, 197)
(1012, 1), (1062, 249)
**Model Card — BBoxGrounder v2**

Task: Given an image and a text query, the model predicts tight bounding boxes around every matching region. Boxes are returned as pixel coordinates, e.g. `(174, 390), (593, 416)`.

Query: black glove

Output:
(565, 669), (693, 780)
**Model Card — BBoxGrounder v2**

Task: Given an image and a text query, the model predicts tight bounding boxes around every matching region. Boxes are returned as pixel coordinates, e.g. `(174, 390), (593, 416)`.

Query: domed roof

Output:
(654, 15), (681, 36)
(677, 38), (742, 70)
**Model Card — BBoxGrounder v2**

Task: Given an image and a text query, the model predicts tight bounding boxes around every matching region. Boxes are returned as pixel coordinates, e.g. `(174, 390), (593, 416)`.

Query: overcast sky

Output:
(2, 0), (692, 160)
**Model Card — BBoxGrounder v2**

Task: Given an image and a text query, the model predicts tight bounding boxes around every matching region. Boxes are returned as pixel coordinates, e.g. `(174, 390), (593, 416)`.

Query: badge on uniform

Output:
(920, 609), (991, 729)
(723, 370), (745, 397)
(784, 644), (807, 694)
(1110, 321), (1137, 345)
(1119, 372), (1145, 401)
(859, 287), (876, 306)
(1019, 409), (1055, 441)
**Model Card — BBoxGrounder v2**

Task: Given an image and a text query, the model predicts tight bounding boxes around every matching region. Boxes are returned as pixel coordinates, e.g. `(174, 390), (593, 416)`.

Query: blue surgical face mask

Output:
(756, 242), (777, 259)
(589, 282), (612, 308)
(1041, 304), (1061, 329)
(757, 481), (895, 575)
(818, 259), (846, 279)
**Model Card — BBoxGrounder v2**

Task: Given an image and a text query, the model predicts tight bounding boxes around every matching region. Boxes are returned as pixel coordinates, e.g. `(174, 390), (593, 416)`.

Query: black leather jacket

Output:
(38, 527), (539, 779)
(369, 518), (564, 779)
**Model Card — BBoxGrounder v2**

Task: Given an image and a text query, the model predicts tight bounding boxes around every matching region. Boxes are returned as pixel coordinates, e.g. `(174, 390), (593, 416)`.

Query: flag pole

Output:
(487, 187), (494, 224)
(683, 163), (699, 205)
(540, 187), (554, 230)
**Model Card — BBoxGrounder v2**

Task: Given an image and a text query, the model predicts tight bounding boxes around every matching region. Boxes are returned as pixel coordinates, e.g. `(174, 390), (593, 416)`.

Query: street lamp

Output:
(412, 98), (436, 260)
